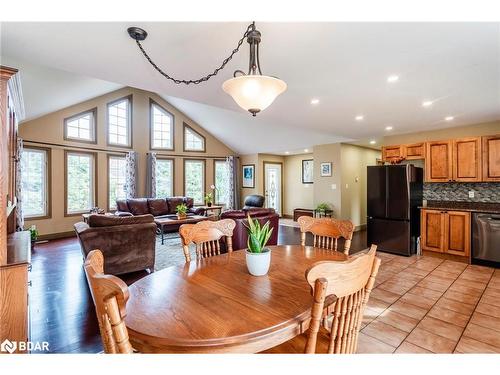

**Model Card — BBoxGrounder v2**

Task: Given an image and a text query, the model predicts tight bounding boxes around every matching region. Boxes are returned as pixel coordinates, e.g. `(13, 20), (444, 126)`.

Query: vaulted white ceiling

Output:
(1, 22), (499, 154)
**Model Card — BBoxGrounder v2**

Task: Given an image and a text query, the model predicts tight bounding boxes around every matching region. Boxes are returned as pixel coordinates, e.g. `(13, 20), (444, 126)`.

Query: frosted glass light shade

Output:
(222, 75), (287, 115)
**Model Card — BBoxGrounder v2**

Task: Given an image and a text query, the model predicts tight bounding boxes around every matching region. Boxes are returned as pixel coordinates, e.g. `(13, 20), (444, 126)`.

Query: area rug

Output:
(154, 232), (197, 271)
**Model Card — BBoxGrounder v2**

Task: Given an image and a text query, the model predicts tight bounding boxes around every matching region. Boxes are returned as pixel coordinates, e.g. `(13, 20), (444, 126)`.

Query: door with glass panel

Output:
(263, 162), (282, 215)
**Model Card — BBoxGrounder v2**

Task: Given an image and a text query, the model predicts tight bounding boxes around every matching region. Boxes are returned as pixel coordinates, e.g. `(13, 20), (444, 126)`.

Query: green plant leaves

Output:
(245, 213), (273, 253)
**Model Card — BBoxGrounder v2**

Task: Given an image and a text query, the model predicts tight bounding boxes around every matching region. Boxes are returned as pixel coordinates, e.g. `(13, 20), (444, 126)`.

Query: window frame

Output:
(106, 95), (133, 149)
(213, 159), (229, 206)
(107, 154), (127, 212)
(155, 157), (175, 198)
(63, 107), (97, 144)
(22, 146), (52, 220)
(64, 150), (98, 217)
(183, 123), (206, 153)
(149, 98), (175, 151)
(183, 158), (206, 205)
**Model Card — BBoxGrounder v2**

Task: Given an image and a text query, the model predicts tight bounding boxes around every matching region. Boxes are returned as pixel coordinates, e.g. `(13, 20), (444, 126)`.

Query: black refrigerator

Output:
(367, 164), (423, 256)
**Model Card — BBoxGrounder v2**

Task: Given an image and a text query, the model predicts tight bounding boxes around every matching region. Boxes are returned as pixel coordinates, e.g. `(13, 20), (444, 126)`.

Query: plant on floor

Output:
(316, 202), (330, 213)
(204, 192), (213, 207)
(244, 213), (274, 253)
(176, 203), (188, 218)
(29, 225), (39, 251)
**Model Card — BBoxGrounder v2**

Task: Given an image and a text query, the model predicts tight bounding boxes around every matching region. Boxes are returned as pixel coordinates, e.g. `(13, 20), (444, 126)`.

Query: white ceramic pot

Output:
(245, 248), (271, 276)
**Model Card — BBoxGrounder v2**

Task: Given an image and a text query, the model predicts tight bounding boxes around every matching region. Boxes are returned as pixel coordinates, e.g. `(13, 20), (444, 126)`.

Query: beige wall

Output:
(20, 87), (235, 236)
(282, 153), (314, 216)
(312, 143), (342, 216)
(340, 144), (380, 227)
(383, 120), (500, 146)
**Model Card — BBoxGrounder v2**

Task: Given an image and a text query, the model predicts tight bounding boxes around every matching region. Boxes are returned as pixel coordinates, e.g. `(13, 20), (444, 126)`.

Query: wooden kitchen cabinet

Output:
(482, 134), (500, 181)
(382, 145), (405, 162)
(421, 209), (445, 252)
(425, 141), (453, 182)
(421, 209), (470, 258)
(405, 143), (425, 160)
(453, 137), (482, 182)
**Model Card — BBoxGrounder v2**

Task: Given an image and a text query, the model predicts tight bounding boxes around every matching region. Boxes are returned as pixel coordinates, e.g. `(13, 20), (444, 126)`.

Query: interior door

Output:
(264, 162), (282, 216)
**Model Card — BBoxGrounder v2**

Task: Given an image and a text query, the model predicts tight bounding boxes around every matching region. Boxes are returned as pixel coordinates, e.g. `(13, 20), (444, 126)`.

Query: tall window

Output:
(108, 156), (127, 210)
(22, 148), (49, 218)
(184, 124), (205, 152)
(155, 159), (174, 197)
(64, 109), (96, 143)
(184, 160), (204, 204)
(66, 152), (95, 215)
(214, 160), (229, 206)
(107, 96), (132, 147)
(150, 101), (174, 150)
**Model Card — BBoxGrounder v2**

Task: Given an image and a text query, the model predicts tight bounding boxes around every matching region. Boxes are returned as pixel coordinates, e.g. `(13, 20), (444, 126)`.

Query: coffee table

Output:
(155, 215), (210, 245)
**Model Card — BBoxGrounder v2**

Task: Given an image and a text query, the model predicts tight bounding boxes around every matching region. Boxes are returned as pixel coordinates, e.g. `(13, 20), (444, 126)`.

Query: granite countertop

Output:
(419, 200), (500, 214)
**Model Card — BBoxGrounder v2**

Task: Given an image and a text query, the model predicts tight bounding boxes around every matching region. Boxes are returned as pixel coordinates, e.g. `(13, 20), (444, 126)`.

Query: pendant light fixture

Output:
(128, 22), (286, 116)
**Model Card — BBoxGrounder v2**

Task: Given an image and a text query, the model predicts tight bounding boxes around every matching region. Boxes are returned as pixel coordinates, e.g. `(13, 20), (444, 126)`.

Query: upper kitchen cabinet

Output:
(425, 140), (452, 182)
(482, 134), (500, 181)
(405, 143), (425, 160)
(382, 145), (405, 162)
(452, 137), (482, 182)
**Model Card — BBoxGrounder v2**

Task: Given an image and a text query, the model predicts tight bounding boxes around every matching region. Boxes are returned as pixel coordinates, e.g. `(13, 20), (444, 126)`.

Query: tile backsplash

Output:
(423, 182), (500, 203)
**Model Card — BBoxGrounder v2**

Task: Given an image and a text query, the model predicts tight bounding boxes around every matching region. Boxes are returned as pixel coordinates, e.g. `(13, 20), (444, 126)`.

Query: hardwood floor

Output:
(28, 225), (500, 353)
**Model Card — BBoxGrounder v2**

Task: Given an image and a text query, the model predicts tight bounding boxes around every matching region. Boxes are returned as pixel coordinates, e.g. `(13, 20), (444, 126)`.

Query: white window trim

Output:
(108, 155), (127, 211)
(63, 108), (97, 143)
(184, 159), (205, 205)
(107, 96), (132, 148)
(214, 159), (229, 206)
(150, 99), (174, 150)
(65, 151), (96, 216)
(155, 158), (174, 198)
(183, 123), (206, 152)
(22, 147), (50, 219)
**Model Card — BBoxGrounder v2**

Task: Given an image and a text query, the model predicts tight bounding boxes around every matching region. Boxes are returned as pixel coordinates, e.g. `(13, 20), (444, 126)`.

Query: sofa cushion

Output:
(167, 197), (185, 214)
(88, 214), (154, 227)
(116, 199), (130, 212)
(184, 197), (194, 208)
(243, 194), (265, 209)
(127, 198), (150, 215)
(147, 198), (170, 216)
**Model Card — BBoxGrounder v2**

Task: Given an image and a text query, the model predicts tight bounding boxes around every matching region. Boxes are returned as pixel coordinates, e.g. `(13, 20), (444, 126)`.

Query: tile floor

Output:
(357, 253), (500, 353)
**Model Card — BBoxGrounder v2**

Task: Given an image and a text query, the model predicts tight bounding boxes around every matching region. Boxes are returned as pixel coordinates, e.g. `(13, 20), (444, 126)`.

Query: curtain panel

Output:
(226, 155), (241, 210)
(146, 152), (157, 198)
(125, 151), (138, 198)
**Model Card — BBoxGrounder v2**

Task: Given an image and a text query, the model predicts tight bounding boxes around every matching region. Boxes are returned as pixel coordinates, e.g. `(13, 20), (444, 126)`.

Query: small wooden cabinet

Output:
(405, 143), (425, 160)
(421, 209), (470, 258)
(382, 145), (405, 162)
(482, 134), (500, 181)
(452, 137), (481, 182)
(425, 141), (453, 182)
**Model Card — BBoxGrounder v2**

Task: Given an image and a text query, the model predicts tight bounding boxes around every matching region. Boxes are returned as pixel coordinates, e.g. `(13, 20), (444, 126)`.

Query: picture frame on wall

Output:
(320, 162), (332, 177)
(302, 159), (314, 184)
(242, 164), (255, 188)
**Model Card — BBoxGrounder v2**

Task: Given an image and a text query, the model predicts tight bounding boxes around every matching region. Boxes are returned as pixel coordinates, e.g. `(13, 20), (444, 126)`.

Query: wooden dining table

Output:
(125, 244), (348, 353)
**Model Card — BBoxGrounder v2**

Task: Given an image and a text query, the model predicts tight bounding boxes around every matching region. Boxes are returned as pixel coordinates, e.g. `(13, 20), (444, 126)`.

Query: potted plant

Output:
(29, 225), (38, 251)
(244, 213), (274, 276)
(316, 202), (331, 216)
(176, 203), (188, 220)
(204, 192), (213, 207)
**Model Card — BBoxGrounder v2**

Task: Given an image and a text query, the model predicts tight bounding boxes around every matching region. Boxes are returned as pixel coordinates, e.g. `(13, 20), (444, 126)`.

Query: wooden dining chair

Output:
(298, 216), (355, 255)
(84, 250), (134, 354)
(179, 219), (236, 262)
(263, 244), (380, 354)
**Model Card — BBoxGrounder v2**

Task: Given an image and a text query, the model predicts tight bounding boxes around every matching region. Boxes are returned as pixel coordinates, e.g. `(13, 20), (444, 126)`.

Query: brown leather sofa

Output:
(115, 197), (204, 218)
(75, 214), (157, 275)
(220, 208), (279, 251)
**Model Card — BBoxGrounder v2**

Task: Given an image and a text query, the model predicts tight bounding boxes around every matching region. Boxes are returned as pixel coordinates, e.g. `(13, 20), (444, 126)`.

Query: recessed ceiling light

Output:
(285, 151), (290, 154)
(355, 115), (364, 121)
(304, 149), (309, 153)
(422, 100), (433, 107)
(385, 126), (393, 131)
(369, 140), (376, 145)
(445, 116), (454, 121)
(387, 75), (399, 83)
(310, 98), (320, 105)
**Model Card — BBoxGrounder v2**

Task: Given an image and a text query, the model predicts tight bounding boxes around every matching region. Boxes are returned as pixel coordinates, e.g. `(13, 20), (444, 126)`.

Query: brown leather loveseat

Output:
(220, 208), (279, 250)
(75, 214), (157, 275)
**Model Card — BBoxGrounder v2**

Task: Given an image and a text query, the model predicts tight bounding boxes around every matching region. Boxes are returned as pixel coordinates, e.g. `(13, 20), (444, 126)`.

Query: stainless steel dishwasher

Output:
(472, 212), (500, 265)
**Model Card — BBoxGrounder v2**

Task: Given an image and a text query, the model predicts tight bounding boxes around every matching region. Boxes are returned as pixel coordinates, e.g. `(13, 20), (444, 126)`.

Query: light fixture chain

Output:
(134, 23), (254, 85)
